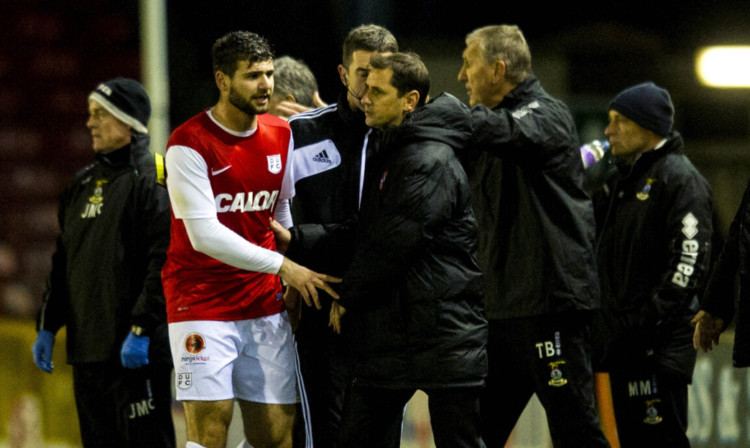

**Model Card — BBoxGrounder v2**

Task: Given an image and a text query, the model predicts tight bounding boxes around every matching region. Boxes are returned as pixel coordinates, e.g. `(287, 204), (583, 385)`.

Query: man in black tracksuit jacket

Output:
(590, 82), (713, 447)
(458, 25), (608, 447)
(287, 89), (378, 448)
(285, 24), (398, 447)
(32, 78), (174, 448)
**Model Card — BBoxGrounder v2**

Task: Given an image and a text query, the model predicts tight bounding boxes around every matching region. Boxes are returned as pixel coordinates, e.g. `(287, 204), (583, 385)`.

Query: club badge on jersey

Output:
(267, 154), (282, 174)
(81, 179), (107, 219)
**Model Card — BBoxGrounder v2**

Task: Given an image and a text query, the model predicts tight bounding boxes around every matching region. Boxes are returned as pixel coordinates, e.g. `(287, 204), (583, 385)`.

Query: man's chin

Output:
(365, 119), (382, 129)
(253, 103), (270, 115)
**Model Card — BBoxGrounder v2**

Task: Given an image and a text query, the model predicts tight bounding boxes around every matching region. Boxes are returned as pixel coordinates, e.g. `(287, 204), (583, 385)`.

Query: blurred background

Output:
(1, 0), (750, 446)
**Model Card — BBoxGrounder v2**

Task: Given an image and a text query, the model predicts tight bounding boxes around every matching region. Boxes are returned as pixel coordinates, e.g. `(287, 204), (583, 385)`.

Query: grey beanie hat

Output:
(88, 77), (150, 134)
(609, 82), (674, 137)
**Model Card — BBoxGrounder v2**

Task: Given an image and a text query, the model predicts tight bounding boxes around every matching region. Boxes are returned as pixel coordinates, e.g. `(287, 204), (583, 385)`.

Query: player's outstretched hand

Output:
(278, 258), (341, 310)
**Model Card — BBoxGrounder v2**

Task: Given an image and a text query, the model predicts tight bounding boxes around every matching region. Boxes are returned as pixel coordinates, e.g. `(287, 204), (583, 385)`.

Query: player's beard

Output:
(228, 85), (269, 116)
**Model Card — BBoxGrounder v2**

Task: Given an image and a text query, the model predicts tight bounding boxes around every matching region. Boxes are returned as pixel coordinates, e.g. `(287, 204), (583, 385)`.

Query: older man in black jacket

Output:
(32, 78), (174, 447)
(590, 82), (713, 447)
(457, 24), (608, 447)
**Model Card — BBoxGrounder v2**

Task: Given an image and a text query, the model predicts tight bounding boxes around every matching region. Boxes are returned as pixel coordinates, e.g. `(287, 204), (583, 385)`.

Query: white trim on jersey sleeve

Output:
(165, 144), (284, 274)
(274, 199), (293, 230)
(281, 135), (295, 200)
(272, 137), (296, 230)
(165, 145), (216, 219)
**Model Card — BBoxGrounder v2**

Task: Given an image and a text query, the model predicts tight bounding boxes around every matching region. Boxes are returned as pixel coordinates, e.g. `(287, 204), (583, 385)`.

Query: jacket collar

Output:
(495, 76), (542, 110)
(95, 133), (150, 168)
(614, 131), (684, 176)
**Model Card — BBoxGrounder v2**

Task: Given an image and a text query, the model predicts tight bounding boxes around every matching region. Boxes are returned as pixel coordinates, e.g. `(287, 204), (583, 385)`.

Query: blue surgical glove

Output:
(120, 332), (150, 369)
(32, 330), (55, 373)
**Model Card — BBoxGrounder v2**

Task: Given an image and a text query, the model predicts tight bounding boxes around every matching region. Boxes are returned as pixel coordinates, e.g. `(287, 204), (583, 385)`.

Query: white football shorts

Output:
(169, 312), (297, 404)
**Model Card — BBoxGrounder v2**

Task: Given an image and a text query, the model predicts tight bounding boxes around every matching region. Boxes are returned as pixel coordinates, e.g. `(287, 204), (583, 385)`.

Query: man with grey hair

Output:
(457, 24), (610, 447)
(269, 55), (321, 120)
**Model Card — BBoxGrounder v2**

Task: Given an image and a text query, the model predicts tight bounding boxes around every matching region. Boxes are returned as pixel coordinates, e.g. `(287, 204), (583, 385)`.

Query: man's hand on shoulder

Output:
(274, 92), (328, 120)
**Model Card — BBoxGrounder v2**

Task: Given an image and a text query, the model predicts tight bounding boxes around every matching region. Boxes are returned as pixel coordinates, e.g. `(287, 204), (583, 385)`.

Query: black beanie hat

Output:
(88, 77), (151, 134)
(609, 82), (674, 137)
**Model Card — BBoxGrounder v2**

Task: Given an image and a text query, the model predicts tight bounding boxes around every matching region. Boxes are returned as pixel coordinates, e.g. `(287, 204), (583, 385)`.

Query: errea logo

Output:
(681, 213), (698, 239)
(512, 101), (540, 119)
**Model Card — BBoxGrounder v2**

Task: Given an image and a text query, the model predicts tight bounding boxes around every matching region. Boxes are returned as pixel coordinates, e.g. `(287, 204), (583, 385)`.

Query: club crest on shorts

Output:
(176, 372), (192, 390)
(267, 154), (282, 174)
(185, 333), (206, 355)
(547, 360), (568, 387)
(643, 398), (663, 424)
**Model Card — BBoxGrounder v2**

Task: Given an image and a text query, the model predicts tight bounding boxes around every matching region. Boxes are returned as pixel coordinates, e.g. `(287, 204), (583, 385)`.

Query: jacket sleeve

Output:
(129, 173), (172, 335)
(700, 180), (750, 324)
(469, 99), (577, 167)
(286, 219), (356, 272)
(338, 146), (458, 309)
(37, 189), (73, 334)
(646, 170), (714, 326)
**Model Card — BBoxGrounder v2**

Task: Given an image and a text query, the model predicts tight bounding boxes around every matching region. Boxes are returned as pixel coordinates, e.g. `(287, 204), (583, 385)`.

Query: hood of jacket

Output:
(381, 93), (472, 155)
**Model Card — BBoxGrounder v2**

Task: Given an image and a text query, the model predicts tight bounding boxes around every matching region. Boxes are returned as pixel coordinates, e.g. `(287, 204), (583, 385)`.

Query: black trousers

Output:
(72, 363), (175, 448)
(481, 313), (610, 448)
(609, 366), (690, 447)
(337, 385), (485, 448)
(293, 308), (352, 448)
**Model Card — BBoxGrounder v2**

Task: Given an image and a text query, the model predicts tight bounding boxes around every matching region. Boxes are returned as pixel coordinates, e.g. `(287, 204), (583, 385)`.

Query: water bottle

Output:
(580, 139), (610, 168)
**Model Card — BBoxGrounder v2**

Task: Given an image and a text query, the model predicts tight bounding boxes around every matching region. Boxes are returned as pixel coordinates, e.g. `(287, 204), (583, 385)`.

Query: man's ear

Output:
(338, 64), (348, 86)
(283, 93), (297, 104)
(493, 60), (506, 83)
(215, 71), (229, 92)
(403, 90), (420, 114)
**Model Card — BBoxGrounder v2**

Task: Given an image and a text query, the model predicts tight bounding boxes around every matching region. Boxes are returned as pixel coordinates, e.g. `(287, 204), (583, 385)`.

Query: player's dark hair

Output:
(212, 31), (274, 77)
